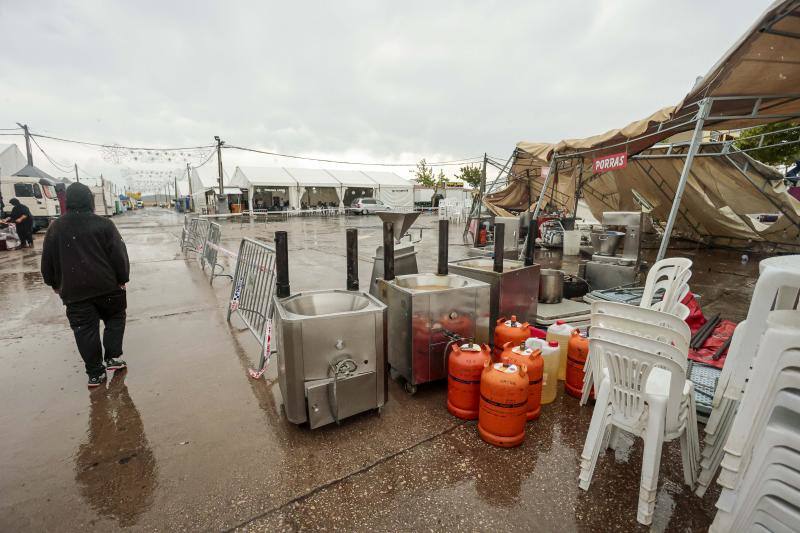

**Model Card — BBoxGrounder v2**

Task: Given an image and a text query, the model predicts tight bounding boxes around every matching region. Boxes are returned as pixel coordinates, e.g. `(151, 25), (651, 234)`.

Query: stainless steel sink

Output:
(448, 257), (540, 327)
(281, 290), (372, 316)
(392, 274), (471, 291)
(376, 273), (490, 390)
(274, 289), (387, 428)
(451, 258), (525, 271)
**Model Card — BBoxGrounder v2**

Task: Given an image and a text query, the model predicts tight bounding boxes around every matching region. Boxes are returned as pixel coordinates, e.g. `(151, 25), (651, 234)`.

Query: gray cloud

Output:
(0, 0), (772, 183)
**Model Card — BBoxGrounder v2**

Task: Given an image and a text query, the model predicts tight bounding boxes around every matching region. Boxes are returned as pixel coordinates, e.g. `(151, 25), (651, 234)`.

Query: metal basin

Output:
(591, 231), (625, 256)
(393, 274), (471, 291)
(280, 290), (373, 317)
(451, 258), (525, 271)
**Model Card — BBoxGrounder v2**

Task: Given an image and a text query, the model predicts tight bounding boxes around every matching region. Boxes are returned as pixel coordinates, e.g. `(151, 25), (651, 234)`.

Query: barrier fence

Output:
(226, 238), (278, 378)
(199, 221), (233, 285)
(181, 217), (210, 254)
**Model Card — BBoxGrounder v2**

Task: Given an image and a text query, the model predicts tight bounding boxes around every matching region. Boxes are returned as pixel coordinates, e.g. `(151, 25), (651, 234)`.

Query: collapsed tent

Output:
(487, 0), (800, 252)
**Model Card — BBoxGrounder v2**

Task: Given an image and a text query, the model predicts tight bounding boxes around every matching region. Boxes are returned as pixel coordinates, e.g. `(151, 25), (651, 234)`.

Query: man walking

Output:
(41, 183), (130, 388)
(2, 198), (34, 248)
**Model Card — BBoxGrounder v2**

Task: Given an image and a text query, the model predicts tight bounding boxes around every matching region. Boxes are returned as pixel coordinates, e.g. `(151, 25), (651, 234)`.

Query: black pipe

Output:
(383, 221), (395, 281)
(275, 230), (290, 298)
(712, 336), (732, 361)
(493, 223), (505, 273)
(438, 219), (449, 275)
(346, 228), (359, 291)
(524, 218), (537, 266)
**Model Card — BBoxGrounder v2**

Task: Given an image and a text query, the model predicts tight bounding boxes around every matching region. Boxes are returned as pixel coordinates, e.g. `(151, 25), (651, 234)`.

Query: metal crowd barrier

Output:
(199, 221), (232, 285)
(181, 217), (210, 254)
(227, 238), (277, 377)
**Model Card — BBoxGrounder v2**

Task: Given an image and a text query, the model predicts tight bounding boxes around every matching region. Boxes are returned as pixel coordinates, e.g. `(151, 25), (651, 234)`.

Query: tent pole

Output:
(656, 98), (710, 262)
(518, 154), (558, 260)
(532, 154), (558, 219)
(572, 159), (583, 219)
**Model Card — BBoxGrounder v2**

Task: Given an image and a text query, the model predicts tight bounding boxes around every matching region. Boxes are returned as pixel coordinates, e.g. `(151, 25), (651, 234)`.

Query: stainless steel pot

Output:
(538, 269), (564, 304)
(590, 231), (626, 256)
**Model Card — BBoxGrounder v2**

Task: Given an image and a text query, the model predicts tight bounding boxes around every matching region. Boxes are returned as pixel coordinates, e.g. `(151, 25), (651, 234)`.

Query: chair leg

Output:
(637, 408), (666, 525)
(579, 410), (612, 490)
(579, 380), (612, 490)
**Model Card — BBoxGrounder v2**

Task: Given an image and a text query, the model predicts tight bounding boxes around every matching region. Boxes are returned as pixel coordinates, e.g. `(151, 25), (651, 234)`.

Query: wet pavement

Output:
(0, 209), (764, 531)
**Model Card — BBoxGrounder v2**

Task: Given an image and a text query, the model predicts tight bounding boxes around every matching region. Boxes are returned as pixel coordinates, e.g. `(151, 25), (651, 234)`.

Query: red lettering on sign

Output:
(592, 152), (628, 174)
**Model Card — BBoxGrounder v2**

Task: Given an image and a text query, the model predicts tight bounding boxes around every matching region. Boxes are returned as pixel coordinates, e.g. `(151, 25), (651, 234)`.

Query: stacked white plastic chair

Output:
(580, 258), (693, 406)
(579, 301), (699, 525)
(696, 255), (800, 499)
(707, 255), (800, 532)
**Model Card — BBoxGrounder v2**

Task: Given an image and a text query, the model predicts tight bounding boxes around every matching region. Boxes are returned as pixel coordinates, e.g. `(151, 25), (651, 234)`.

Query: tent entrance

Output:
(301, 186), (340, 209)
(253, 186), (290, 210)
(343, 187), (375, 207)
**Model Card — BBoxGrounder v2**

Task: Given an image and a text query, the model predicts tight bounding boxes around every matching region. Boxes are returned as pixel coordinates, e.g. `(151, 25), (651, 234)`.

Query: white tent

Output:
(285, 167), (342, 208)
(190, 166), (234, 212)
(0, 144), (27, 176)
(231, 166), (299, 211)
(324, 169), (378, 207)
(361, 170), (414, 210)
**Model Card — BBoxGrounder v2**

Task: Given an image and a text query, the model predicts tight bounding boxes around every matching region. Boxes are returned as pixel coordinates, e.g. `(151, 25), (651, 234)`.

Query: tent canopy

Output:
(513, 1), (800, 164)
(285, 167), (340, 187)
(325, 169), (377, 188)
(496, 0), (800, 251)
(232, 166), (297, 187)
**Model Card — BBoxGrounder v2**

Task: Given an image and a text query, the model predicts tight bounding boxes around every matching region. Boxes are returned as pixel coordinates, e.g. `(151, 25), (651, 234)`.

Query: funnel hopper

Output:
(376, 211), (421, 242)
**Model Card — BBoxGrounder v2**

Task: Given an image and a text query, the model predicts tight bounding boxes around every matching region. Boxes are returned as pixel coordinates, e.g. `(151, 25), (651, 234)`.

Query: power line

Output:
(225, 144), (484, 167)
(30, 135), (74, 174)
(30, 132), (216, 151)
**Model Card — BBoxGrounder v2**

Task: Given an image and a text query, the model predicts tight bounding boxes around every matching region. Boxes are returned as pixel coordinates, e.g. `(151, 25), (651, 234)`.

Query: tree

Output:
(415, 159), (446, 195)
(734, 121), (800, 166)
(455, 164), (483, 189)
(414, 158), (435, 187)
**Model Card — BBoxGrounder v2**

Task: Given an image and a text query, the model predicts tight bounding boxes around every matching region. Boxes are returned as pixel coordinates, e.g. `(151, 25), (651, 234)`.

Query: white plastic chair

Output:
(711, 404), (800, 531)
(641, 257), (693, 314)
(718, 312), (800, 490)
(580, 301), (691, 406)
(579, 330), (698, 525)
(696, 255), (800, 497)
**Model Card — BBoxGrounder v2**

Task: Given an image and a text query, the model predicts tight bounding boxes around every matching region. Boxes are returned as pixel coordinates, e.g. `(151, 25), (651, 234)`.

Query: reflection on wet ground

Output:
(75, 372), (157, 527)
(0, 209), (761, 531)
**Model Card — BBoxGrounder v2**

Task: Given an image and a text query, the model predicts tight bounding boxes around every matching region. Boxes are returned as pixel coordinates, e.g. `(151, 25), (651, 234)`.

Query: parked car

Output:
(351, 197), (389, 215)
(136, 200), (144, 208)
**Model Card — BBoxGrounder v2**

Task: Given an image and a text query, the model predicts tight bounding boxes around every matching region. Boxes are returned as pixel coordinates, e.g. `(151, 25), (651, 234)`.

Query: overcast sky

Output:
(0, 0), (773, 185)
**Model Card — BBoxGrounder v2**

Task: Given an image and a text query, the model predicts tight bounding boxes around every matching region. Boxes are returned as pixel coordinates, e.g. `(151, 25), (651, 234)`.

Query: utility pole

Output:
(214, 135), (228, 214)
(100, 174), (109, 216)
(16, 123), (33, 166)
(186, 163), (194, 212)
(174, 172), (179, 209)
(74, 163), (80, 183)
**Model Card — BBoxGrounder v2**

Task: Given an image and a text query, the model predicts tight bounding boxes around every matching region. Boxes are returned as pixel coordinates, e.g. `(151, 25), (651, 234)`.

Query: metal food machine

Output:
(376, 220), (490, 393)
(448, 222), (540, 333)
(584, 211), (643, 290)
(369, 211), (421, 296)
(273, 229), (388, 429)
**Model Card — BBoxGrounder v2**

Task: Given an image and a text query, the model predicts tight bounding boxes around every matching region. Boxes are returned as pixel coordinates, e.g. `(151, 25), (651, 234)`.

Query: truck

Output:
(0, 175), (61, 231)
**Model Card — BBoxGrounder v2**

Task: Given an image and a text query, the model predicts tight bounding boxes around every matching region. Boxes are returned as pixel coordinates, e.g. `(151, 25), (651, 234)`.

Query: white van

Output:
(1, 176), (61, 231)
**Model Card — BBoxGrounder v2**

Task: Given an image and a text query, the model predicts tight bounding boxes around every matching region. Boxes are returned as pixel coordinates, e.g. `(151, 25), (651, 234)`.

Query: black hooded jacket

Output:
(41, 183), (130, 304)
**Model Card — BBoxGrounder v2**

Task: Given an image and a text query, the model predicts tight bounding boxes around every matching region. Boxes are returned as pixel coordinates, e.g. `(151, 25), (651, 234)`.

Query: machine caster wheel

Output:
(404, 381), (418, 395)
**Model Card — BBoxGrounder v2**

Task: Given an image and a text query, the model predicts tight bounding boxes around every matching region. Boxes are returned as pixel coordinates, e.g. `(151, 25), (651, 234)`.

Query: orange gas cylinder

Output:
(447, 343), (492, 420)
(493, 316), (530, 357)
(565, 330), (590, 399)
(478, 362), (528, 447)
(499, 342), (544, 421)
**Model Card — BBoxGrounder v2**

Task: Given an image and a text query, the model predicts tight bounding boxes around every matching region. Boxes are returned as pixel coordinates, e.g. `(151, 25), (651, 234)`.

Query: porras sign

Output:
(592, 152), (627, 174)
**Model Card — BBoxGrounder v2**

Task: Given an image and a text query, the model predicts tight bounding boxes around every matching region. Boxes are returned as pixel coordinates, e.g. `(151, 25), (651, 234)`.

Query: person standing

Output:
(41, 183), (130, 388)
(2, 198), (34, 248)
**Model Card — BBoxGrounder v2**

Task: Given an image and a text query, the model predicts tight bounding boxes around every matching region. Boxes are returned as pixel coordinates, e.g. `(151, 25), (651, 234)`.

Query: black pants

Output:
(17, 224), (33, 246)
(66, 290), (127, 377)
